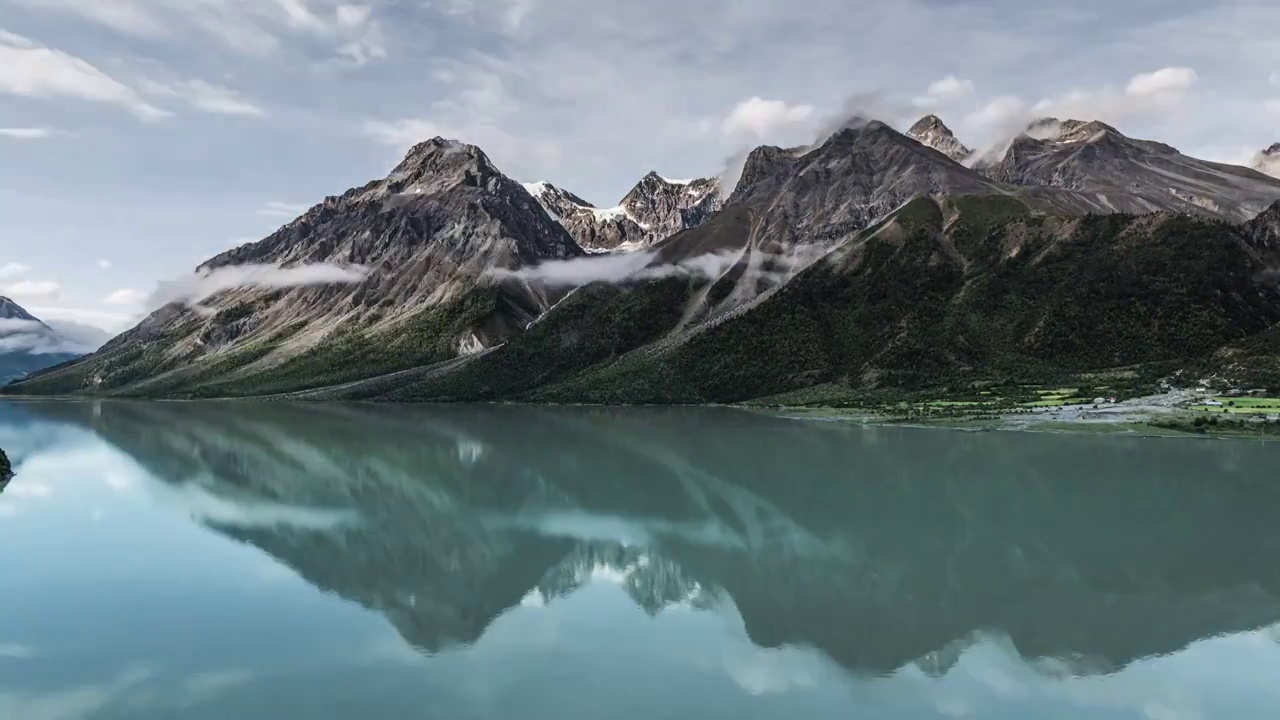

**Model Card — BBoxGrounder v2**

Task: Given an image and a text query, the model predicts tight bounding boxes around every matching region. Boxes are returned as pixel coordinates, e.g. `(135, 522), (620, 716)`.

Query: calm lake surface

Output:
(2, 400), (1280, 719)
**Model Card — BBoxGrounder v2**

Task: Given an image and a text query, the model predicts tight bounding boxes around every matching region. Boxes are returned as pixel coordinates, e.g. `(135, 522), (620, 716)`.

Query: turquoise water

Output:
(2, 400), (1279, 719)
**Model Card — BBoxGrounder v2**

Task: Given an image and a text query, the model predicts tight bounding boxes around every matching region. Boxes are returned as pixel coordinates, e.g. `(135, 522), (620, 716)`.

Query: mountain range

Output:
(6, 115), (1280, 402)
(0, 297), (88, 385)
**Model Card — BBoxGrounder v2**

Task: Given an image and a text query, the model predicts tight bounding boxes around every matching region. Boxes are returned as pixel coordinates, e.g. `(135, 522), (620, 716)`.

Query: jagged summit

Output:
(384, 136), (508, 194)
(907, 114), (948, 134)
(522, 171), (722, 252)
(906, 114), (973, 162)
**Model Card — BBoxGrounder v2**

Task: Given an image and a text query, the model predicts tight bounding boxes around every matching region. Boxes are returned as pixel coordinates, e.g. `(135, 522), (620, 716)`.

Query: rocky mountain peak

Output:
(908, 114), (949, 135)
(1025, 118), (1123, 145)
(906, 114), (972, 163)
(0, 296), (39, 322)
(385, 137), (504, 194)
(619, 172), (722, 244)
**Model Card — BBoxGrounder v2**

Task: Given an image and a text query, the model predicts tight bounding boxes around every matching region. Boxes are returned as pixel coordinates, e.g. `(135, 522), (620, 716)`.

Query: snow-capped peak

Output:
(522, 181), (552, 197)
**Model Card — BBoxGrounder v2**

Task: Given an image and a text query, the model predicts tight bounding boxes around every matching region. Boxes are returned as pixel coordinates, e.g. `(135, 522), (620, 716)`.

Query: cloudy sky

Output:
(1, 0), (1278, 333)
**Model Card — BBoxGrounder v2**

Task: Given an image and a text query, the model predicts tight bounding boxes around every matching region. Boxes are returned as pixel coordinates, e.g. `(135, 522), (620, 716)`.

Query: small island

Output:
(1, 447), (12, 485)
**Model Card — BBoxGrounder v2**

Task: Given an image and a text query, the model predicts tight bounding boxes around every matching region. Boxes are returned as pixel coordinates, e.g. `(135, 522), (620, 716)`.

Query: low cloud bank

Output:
(491, 250), (744, 288)
(149, 262), (369, 310)
(0, 318), (90, 355)
(492, 242), (833, 293)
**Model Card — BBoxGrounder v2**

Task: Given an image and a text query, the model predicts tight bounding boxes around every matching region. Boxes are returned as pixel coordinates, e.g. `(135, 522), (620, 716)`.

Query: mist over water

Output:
(2, 400), (1279, 719)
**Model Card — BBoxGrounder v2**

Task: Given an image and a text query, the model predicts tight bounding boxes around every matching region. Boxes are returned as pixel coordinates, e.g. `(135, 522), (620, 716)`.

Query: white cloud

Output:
(148, 262), (368, 309)
(149, 480), (357, 530)
(6, 481), (52, 498)
(2, 0), (387, 61)
(1270, 72), (1280, 88)
(336, 4), (372, 29)
(257, 200), (310, 218)
(722, 97), (816, 138)
(963, 96), (1027, 131)
(0, 279), (61, 300)
(362, 118), (445, 149)
(925, 75), (975, 101)
(0, 30), (171, 121)
(0, 127), (52, 140)
(0, 318), (85, 354)
(1125, 66), (1198, 98)
(44, 319), (115, 350)
(0, 262), (30, 279)
(141, 78), (266, 117)
(490, 249), (745, 288)
(0, 644), (34, 659)
(97, 259), (113, 270)
(103, 288), (147, 306)
(25, 305), (138, 333)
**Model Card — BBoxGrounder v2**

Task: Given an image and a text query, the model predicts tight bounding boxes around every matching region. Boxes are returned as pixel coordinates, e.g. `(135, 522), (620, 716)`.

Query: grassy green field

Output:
(1188, 397), (1280, 415)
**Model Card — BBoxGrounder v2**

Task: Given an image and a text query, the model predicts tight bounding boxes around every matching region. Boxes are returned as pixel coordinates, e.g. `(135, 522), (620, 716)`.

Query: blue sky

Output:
(1, 0), (1278, 332)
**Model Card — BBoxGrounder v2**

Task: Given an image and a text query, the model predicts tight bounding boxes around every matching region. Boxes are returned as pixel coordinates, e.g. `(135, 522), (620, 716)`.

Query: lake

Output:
(2, 400), (1279, 719)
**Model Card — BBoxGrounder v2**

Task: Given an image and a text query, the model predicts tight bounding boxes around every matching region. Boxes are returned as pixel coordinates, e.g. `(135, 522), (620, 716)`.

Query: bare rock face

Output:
(523, 173), (722, 252)
(985, 118), (1280, 221)
(906, 114), (973, 163)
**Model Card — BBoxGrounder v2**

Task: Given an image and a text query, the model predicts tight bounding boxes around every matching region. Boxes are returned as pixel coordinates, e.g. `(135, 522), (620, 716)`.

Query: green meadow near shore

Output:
(750, 385), (1280, 440)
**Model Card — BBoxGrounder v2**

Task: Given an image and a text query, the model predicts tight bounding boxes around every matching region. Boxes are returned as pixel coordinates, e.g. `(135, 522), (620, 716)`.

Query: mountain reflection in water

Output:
(3, 399), (1280, 718)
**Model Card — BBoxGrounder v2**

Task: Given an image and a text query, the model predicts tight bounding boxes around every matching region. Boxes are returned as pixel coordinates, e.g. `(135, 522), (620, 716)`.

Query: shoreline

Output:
(3, 391), (1279, 441)
(758, 393), (1280, 441)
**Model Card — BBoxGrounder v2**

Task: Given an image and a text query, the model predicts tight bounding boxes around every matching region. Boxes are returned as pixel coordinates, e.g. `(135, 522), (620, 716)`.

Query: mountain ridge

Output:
(8, 117), (1280, 401)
